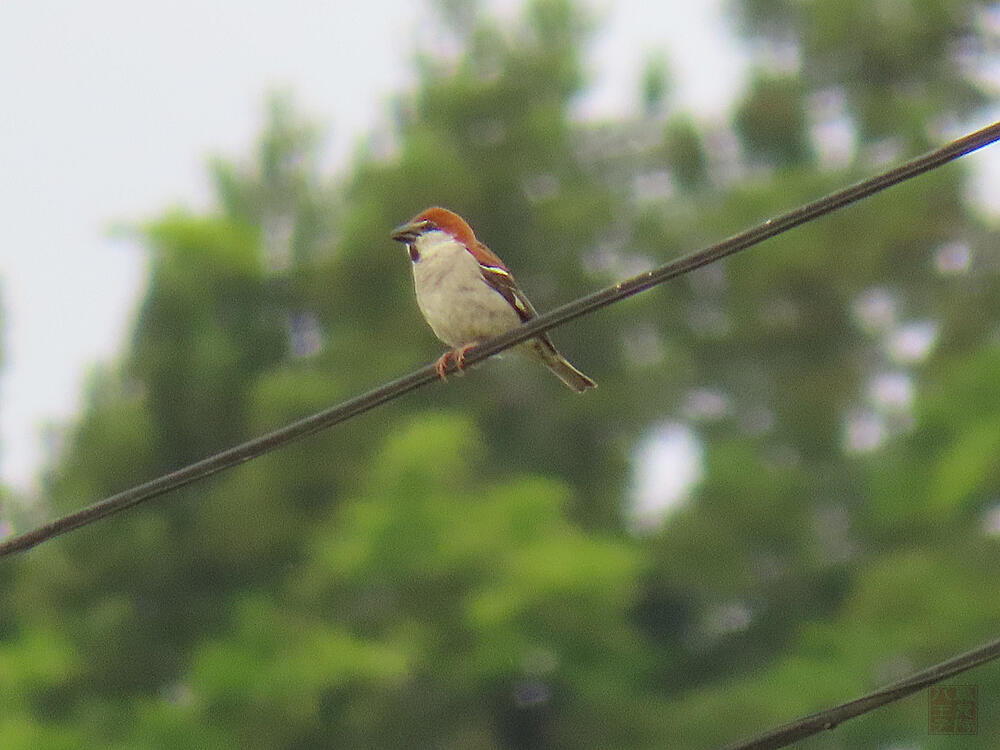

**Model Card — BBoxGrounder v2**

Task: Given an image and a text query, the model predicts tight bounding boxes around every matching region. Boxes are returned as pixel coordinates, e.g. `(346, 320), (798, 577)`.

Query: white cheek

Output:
(413, 229), (461, 261)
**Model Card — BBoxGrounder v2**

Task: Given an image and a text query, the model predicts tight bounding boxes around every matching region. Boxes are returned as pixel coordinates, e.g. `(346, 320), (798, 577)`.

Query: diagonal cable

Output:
(720, 634), (1000, 750)
(1, 121), (998, 558)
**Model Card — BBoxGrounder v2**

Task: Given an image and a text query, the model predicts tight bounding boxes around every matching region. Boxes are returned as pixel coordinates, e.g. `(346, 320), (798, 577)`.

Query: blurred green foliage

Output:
(1, 0), (999, 747)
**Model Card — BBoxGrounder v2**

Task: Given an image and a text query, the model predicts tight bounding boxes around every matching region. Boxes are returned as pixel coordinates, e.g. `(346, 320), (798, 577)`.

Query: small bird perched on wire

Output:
(392, 207), (596, 393)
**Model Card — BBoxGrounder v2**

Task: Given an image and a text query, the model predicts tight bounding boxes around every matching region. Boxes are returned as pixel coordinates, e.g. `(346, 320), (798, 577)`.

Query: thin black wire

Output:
(1, 120), (998, 559)
(721, 635), (1000, 750)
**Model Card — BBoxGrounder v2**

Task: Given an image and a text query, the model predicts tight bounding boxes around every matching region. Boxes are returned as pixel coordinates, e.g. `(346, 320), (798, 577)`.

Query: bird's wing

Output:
(466, 239), (508, 270)
(471, 241), (537, 323)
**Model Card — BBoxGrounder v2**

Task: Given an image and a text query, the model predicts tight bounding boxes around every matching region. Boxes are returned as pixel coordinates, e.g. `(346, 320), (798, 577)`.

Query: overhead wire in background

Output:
(721, 635), (1000, 750)
(0, 120), (998, 560)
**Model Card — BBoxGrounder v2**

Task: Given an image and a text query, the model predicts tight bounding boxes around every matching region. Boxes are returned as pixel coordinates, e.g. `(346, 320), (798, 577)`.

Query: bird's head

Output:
(391, 207), (477, 262)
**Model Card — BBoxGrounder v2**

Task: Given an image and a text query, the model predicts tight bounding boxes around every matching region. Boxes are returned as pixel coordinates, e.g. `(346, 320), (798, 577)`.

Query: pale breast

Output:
(411, 232), (521, 347)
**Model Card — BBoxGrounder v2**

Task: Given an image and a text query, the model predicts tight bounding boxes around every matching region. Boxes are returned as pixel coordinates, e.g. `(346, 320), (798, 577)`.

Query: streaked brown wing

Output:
(478, 264), (537, 323)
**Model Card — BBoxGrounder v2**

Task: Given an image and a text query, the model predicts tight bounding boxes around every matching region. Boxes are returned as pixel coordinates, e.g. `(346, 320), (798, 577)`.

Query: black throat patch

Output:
(408, 244), (420, 262)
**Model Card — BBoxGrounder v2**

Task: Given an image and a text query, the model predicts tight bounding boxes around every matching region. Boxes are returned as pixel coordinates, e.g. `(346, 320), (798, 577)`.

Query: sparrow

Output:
(391, 207), (596, 393)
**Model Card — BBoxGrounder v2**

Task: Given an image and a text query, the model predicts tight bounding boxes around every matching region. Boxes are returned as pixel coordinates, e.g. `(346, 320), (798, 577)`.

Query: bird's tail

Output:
(523, 337), (597, 393)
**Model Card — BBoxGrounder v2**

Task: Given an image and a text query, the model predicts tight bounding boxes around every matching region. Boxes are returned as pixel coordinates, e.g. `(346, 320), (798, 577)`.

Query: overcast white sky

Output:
(0, 1), (747, 492)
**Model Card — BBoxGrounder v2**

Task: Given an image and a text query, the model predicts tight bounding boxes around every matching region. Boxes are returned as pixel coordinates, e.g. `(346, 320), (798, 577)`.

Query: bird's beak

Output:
(391, 219), (429, 244)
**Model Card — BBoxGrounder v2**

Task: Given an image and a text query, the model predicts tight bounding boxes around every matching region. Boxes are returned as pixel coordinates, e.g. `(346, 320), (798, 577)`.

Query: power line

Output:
(721, 634), (1000, 749)
(1, 120), (998, 559)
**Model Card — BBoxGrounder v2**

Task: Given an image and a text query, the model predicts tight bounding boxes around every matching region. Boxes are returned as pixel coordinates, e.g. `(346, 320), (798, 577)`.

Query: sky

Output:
(0, 0), (745, 493)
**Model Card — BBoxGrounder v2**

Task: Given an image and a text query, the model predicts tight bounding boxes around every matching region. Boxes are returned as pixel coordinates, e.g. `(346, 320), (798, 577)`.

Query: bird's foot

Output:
(434, 343), (478, 380)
